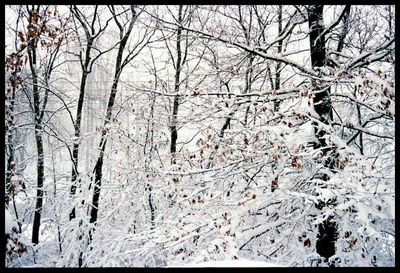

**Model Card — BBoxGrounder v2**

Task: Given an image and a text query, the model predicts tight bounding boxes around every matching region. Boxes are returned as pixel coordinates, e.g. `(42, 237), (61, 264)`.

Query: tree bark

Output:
(76, 7), (139, 266)
(308, 5), (338, 262)
(27, 7), (45, 244)
(170, 5), (184, 165)
(69, 37), (94, 221)
(89, 5), (137, 227)
(271, 5), (283, 193)
(274, 5), (283, 112)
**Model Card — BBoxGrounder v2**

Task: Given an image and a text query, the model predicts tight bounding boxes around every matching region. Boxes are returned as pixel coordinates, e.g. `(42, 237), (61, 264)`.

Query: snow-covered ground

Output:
(169, 259), (284, 267)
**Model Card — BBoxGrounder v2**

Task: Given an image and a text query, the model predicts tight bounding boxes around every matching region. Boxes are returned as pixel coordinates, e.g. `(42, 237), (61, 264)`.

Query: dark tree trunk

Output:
(271, 5), (283, 192)
(32, 128), (44, 245)
(78, 7), (138, 266)
(69, 37), (94, 221)
(206, 108), (236, 170)
(336, 6), (351, 53)
(26, 5), (62, 243)
(308, 5), (338, 262)
(88, 5), (137, 228)
(28, 24), (45, 244)
(170, 95), (179, 164)
(170, 5), (184, 165)
(147, 183), (155, 228)
(89, 76), (119, 227)
(90, 145), (105, 225)
(274, 5), (283, 112)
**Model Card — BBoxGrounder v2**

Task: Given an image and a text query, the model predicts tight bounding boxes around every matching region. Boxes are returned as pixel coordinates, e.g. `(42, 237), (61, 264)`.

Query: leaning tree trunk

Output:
(87, 3), (137, 243)
(87, 52), (122, 242)
(69, 36), (94, 221)
(308, 5), (338, 262)
(76, 6), (138, 266)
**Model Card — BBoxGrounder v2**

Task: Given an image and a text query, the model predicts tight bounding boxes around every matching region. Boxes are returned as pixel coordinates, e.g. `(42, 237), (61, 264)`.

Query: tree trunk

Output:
(77, 7), (138, 266)
(274, 5), (283, 112)
(28, 28), (45, 245)
(271, 5), (283, 193)
(170, 5), (184, 165)
(69, 37), (94, 221)
(89, 74), (119, 227)
(308, 5), (338, 262)
(32, 125), (44, 245)
(89, 5), (137, 228)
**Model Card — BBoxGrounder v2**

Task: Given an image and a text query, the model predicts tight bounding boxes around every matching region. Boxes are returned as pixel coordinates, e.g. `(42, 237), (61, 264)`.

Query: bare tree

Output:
(307, 4), (338, 261)
(68, 5), (116, 220)
(10, 5), (66, 244)
(82, 5), (154, 266)
(66, 6), (115, 264)
(4, 5), (394, 268)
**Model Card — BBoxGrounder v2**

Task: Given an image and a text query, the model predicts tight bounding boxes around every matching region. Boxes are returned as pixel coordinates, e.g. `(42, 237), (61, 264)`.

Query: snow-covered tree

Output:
(4, 5), (394, 268)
